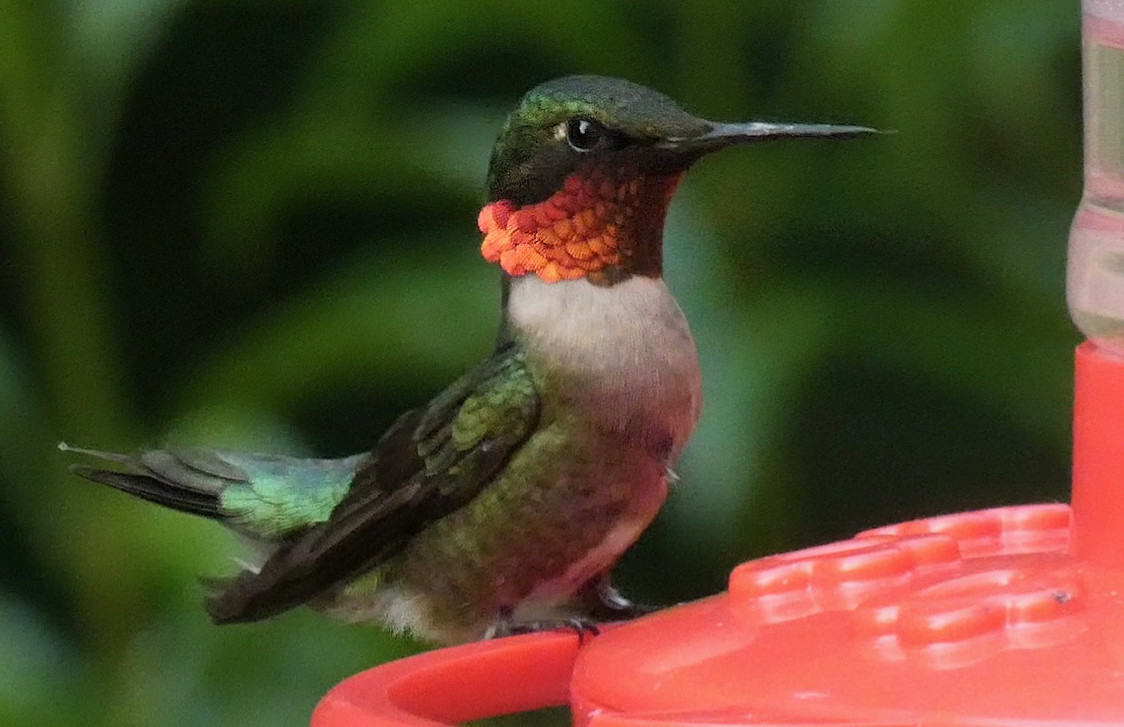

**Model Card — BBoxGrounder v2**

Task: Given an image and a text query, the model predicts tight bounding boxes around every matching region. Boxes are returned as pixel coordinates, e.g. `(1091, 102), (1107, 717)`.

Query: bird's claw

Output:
(486, 613), (602, 643)
(581, 575), (660, 620)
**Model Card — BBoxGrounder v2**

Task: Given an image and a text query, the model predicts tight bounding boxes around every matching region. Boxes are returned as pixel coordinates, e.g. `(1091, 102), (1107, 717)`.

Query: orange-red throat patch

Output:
(478, 165), (682, 283)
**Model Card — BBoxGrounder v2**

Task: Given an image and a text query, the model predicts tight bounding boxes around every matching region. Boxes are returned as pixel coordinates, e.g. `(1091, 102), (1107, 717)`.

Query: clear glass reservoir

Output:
(1068, 1), (1124, 354)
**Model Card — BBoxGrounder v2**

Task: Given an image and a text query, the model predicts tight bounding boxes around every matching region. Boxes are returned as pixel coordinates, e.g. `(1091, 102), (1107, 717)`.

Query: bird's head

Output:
(479, 75), (875, 285)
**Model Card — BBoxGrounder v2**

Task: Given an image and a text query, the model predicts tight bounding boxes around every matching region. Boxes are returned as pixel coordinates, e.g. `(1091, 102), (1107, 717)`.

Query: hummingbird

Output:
(63, 76), (874, 644)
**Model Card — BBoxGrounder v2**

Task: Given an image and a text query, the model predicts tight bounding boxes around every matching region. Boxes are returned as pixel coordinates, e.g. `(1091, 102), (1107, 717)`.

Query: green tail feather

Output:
(60, 442), (365, 541)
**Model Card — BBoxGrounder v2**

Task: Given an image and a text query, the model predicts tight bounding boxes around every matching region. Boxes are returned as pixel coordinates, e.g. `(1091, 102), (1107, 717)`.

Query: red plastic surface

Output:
(312, 630), (584, 726)
(1072, 342), (1124, 567)
(313, 343), (1124, 726)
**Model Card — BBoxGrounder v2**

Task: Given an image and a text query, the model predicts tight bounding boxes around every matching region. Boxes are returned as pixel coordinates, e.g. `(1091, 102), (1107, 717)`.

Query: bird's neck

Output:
(478, 164), (683, 285)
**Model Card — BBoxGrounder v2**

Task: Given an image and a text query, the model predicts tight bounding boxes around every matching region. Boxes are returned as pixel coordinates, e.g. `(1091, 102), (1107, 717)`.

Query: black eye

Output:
(565, 117), (605, 152)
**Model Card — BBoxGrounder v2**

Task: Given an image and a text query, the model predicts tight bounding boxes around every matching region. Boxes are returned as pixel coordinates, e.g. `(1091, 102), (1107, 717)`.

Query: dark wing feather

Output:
(206, 344), (540, 623)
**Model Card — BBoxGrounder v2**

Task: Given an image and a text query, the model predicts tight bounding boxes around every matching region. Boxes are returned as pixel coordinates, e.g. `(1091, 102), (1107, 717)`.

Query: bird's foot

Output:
(579, 575), (660, 621)
(485, 610), (602, 643)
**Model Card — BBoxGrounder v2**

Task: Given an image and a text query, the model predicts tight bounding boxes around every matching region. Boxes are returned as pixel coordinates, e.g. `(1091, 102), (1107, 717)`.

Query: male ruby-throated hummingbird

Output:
(63, 76), (874, 644)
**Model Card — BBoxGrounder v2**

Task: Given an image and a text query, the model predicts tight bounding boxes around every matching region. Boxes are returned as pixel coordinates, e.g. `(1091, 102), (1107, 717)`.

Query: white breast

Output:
(506, 275), (701, 457)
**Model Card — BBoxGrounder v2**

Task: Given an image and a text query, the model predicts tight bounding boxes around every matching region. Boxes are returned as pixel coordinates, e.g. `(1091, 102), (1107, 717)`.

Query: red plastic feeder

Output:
(314, 3), (1124, 724)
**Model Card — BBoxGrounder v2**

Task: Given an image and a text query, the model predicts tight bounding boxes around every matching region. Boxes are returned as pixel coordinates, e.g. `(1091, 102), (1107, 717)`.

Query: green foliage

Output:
(0, 1), (1079, 724)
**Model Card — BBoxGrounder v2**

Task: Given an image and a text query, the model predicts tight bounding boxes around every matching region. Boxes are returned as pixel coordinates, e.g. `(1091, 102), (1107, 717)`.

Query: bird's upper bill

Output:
(479, 75), (876, 284)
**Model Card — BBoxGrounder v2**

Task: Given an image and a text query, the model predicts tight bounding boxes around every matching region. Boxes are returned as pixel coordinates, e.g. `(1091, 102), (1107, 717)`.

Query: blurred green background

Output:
(0, 1), (1082, 725)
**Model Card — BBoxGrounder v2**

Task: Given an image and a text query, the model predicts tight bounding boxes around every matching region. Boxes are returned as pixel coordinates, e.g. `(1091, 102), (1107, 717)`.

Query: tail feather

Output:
(140, 447), (250, 487)
(61, 442), (366, 540)
(61, 442), (229, 520)
(67, 463), (223, 519)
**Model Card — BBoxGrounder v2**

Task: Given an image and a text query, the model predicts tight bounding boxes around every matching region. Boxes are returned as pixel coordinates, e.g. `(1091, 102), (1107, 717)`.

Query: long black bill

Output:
(659, 121), (880, 154)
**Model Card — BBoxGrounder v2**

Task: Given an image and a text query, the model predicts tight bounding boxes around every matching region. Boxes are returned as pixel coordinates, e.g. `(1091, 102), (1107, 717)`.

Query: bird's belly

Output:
(512, 499), (658, 622)
(372, 426), (669, 641)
